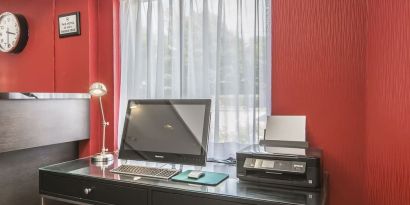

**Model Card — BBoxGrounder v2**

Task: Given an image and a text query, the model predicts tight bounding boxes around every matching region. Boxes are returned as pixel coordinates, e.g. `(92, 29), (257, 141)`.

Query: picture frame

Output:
(58, 12), (81, 38)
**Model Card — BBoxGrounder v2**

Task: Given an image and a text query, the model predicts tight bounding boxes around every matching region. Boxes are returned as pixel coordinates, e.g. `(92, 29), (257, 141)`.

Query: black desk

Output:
(39, 157), (327, 205)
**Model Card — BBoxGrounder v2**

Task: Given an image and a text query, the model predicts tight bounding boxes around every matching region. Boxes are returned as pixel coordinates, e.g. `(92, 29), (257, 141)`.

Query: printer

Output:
(236, 144), (322, 189)
(236, 116), (323, 189)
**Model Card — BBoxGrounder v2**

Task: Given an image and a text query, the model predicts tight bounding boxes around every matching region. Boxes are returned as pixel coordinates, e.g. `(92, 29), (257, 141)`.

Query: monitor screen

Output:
(119, 99), (211, 166)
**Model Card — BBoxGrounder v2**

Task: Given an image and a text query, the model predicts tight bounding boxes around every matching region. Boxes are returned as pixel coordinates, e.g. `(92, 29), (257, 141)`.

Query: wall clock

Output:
(0, 12), (29, 53)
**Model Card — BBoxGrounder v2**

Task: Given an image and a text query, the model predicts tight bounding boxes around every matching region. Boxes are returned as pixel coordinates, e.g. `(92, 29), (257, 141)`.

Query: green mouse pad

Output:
(171, 170), (229, 186)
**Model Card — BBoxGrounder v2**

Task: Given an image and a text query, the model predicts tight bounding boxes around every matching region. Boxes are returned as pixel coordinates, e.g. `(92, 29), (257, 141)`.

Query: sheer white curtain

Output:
(119, 0), (271, 159)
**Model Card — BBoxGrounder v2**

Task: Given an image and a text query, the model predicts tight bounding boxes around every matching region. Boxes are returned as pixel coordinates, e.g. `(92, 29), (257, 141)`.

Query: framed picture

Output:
(58, 12), (81, 38)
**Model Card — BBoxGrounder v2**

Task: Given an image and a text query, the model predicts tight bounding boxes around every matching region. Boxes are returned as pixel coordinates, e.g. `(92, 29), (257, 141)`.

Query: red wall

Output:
(54, 0), (94, 92)
(79, 0), (120, 157)
(0, 0), (92, 92)
(273, 1), (410, 204)
(0, 0), (55, 92)
(271, 1), (367, 205)
(3, 1), (410, 204)
(0, 0), (118, 157)
(366, 1), (410, 204)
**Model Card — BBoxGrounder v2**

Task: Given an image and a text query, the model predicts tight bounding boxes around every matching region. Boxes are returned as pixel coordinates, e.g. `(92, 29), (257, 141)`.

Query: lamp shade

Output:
(89, 82), (107, 97)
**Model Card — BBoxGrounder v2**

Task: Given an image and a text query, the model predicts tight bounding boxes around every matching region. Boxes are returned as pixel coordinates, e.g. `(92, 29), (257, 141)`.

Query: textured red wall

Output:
(271, 1), (367, 205)
(0, 0), (92, 92)
(79, 0), (120, 157)
(54, 0), (93, 92)
(0, 0), (118, 156)
(366, 1), (410, 204)
(0, 0), (55, 92)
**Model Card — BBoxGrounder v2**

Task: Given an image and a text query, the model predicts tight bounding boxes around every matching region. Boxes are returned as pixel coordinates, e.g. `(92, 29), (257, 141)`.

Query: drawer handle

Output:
(84, 188), (93, 195)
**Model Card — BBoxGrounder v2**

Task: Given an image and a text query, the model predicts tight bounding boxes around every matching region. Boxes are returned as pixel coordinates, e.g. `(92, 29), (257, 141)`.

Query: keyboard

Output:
(110, 165), (180, 179)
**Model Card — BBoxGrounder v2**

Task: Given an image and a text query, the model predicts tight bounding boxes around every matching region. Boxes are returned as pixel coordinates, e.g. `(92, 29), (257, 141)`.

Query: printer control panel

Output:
(243, 158), (306, 174)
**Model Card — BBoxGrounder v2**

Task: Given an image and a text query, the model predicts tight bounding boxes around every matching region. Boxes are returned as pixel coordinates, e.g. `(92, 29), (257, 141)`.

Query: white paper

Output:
(265, 116), (306, 142)
(265, 147), (306, 156)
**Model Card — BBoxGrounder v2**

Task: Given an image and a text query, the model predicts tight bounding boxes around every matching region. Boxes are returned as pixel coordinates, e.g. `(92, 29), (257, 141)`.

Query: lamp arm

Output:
(98, 97), (107, 123)
(98, 97), (108, 153)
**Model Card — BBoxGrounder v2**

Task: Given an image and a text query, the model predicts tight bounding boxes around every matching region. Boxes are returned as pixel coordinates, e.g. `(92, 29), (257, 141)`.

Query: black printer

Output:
(236, 142), (322, 190)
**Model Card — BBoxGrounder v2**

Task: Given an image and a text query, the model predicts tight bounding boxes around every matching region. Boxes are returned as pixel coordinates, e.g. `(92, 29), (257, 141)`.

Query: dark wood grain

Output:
(0, 99), (89, 154)
(41, 173), (148, 205)
(0, 142), (78, 205)
(42, 198), (75, 205)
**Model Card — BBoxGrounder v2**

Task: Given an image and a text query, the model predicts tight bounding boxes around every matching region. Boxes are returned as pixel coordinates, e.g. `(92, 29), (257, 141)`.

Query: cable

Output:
(207, 157), (237, 165)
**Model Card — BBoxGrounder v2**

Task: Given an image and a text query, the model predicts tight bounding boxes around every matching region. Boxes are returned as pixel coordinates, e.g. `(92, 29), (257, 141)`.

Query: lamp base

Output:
(91, 152), (114, 162)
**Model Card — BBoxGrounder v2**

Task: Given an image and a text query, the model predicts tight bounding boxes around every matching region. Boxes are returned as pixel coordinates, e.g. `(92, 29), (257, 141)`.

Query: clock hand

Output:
(6, 28), (9, 45)
(6, 31), (16, 35)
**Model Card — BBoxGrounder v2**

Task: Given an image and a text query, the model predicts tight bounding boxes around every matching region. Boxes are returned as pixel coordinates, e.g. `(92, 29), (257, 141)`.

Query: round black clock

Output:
(0, 12), (29, 53)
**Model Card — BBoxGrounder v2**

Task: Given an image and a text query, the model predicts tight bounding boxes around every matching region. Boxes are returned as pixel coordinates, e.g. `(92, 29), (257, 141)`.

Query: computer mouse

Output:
(188, 170), (205, 179)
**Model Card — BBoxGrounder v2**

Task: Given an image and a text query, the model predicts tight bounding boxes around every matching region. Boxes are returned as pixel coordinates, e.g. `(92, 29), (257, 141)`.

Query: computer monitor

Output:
(119, 99), (211, 166)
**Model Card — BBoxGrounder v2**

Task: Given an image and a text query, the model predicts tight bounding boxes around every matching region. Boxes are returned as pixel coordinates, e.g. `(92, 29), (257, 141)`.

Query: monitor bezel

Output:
(118, 99), (211, 166)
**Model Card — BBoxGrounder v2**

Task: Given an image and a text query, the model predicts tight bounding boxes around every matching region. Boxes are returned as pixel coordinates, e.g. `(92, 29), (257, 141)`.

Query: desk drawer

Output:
(152, 191), (252, 205)
(40, 173), (148, 205)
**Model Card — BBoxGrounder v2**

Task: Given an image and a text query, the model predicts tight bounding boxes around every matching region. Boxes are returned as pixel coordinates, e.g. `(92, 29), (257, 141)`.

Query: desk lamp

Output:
(89, 82), (114, 162)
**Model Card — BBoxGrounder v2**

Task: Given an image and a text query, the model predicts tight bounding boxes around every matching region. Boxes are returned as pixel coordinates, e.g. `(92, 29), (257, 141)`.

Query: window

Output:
(119, 0), (271, 159)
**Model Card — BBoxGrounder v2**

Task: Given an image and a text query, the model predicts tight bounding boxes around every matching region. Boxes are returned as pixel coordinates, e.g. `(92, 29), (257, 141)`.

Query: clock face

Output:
(0, 12), (23, 53)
